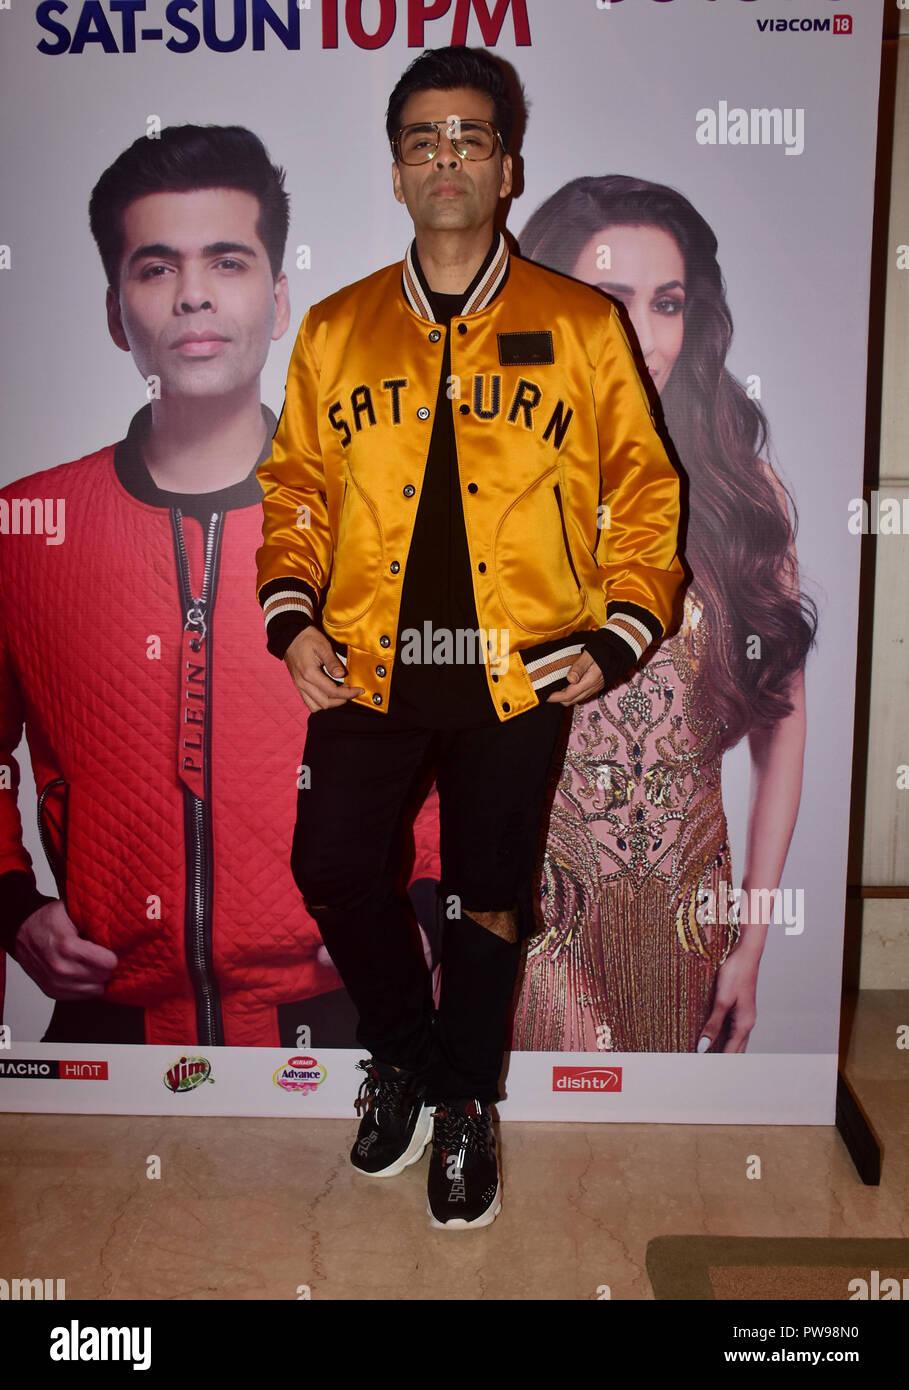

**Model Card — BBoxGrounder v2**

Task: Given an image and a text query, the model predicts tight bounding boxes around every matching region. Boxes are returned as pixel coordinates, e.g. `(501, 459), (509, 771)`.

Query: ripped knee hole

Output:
(464, 907), (519, 943)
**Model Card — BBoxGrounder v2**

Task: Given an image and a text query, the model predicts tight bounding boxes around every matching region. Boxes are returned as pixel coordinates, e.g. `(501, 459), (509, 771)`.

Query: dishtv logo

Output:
(552, 1067), (622, 1093)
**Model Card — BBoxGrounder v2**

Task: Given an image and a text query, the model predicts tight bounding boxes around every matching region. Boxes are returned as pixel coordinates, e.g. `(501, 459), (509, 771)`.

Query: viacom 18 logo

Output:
(553, 1067), (622, 1093)
(756, 15), (852, 34)
(273, 1055), (327, 1095)
(163, 1055), (214, 1093)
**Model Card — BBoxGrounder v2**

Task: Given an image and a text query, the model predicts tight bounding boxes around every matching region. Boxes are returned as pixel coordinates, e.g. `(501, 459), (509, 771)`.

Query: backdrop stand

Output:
(835, 1069), (882, 1185)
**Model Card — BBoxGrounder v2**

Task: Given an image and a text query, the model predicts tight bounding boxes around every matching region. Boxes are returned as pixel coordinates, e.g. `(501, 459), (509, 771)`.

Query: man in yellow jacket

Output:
(256, 45), (684, 1229)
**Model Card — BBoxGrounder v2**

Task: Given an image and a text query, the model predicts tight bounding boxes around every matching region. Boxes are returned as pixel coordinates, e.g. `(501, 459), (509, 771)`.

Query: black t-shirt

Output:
(386, 285), (500, 730)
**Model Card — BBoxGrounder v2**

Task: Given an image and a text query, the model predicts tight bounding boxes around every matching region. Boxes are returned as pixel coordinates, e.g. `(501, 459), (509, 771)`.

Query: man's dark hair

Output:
(89, 124), (290, 289)
(386, 45), (517, 152)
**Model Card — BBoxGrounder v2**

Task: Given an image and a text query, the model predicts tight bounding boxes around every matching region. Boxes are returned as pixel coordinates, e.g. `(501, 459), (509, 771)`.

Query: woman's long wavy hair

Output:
(519, 174), (817, 751)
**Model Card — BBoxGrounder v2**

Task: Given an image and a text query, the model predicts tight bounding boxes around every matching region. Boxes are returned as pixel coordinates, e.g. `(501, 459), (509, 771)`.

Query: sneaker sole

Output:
(351, 1104), (435, 1179)
(427, 1182), (501, 1230)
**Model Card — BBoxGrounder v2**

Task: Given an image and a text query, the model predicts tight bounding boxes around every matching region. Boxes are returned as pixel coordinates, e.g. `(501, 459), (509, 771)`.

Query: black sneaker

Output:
(426, 1099), (501, 1229)
(350, 1058), (434, 1178)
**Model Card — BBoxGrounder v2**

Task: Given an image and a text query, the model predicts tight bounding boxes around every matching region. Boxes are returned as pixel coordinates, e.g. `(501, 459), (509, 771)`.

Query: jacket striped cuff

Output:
(518, 602), (663, 696)
(603, 601), (663, 663)
(519, 638), (588, 692)
(258, 576), (321, 659)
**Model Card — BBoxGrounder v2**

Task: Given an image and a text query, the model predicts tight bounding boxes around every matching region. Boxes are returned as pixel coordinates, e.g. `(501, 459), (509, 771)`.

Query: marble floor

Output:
(0, 989), (905, 1301)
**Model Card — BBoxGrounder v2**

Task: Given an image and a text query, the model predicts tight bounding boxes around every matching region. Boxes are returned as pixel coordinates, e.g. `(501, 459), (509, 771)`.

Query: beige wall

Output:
(860, 1), (909, 984)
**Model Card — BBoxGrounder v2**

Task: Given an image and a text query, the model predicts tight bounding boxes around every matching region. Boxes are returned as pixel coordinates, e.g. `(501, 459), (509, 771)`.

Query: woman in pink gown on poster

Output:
(511, 176), (817, 1054)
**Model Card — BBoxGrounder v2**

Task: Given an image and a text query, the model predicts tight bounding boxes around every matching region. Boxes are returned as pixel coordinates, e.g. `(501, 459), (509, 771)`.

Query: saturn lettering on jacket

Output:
(327, 375), (573, 449)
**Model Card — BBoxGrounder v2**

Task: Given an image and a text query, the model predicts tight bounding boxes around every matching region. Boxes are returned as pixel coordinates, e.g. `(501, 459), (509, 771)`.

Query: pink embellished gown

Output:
(511, 595), (741, 1053)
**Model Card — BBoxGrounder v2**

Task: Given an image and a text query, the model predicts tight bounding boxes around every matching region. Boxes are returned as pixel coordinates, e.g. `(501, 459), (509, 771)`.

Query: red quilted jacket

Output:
(0, 420), (441, 1046)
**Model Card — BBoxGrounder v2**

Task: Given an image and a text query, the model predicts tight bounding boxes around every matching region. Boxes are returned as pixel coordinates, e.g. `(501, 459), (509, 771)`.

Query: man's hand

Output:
(12, 900), (119, 1000)
(284, 626), (366, 712)
(546, 631), (638, 706)
(545, 650), (606, 705)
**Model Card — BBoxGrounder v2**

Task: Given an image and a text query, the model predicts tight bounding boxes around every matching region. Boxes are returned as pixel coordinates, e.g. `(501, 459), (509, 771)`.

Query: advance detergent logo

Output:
(163, 1055), (214, 1093)
(273, 1055), (327, 1095)
(553, 1067), (622, 1093)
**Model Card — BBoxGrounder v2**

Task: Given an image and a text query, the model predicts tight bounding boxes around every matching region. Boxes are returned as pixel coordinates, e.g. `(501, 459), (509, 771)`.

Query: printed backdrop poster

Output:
(0, 0), (885, 1120)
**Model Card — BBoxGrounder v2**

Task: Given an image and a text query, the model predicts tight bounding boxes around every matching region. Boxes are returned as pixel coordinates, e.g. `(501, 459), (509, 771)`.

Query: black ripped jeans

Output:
(290, 696), (566, 1103)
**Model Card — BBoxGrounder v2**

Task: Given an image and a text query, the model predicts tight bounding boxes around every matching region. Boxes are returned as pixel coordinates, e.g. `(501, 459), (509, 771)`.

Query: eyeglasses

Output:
(392, 116), (504, 165)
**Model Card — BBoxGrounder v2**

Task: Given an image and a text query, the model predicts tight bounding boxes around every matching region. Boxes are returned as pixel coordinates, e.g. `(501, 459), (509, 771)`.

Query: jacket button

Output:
(502, 702), (511, 712)
(478, 562), (486, 573)
(375, 665), (386, 677)
(390, 560), (400, 573)
(372, 693), (383, 705)
(428, 329), (441, 342)
(459, 403), (470, 415)
(467, 483), (478, 493)
(403, 484), (415, 497)
(491, 673), (499, 683)
(457, 323), (467, 335)
(380, 635), (390, 647)
(417, 407), (430, 420)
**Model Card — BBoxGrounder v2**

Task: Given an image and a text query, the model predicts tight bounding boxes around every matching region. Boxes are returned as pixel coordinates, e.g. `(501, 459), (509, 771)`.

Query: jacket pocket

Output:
(492, 470), (587, 635)
(553, 481), (583, 594)
(322, 471), (384, 627)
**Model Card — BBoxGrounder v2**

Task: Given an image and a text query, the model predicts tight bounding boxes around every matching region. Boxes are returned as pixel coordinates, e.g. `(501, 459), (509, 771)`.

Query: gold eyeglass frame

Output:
(391, 116), (505, 165)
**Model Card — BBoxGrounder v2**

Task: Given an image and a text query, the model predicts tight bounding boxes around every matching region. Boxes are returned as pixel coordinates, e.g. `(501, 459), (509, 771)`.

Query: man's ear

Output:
(499, 153), (513, 201)
(106, 286), (131, 353)
(391, 159), (406, 206)
(272, 270), (291, 341)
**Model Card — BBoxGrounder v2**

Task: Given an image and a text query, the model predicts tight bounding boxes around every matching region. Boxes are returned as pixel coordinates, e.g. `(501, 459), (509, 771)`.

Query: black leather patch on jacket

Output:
(497, 331), (554, 366)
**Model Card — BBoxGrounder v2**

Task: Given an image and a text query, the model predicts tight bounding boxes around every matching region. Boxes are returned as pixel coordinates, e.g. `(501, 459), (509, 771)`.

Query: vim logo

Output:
(162, 1055), (213, 1094)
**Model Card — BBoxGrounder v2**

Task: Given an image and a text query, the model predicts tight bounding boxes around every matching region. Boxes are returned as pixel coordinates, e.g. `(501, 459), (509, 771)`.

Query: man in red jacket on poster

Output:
(0, 124), (442, 1049)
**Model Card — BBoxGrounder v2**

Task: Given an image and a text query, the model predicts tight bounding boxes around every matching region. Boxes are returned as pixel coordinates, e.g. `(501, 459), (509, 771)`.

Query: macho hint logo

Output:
(552, 1067), (622, 1093)
(0, 1058), (108, 1080)
(35, 0), (532, 55)
(163, 1055), (214, 1093)
(273, 1055), (327, 1095)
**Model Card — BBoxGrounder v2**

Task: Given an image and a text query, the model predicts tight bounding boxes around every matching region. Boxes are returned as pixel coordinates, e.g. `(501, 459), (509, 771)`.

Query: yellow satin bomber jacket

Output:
(256, 242), (684, 722)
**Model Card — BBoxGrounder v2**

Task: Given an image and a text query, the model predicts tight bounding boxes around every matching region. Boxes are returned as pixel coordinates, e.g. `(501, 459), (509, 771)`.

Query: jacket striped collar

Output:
(402, 230), (509, 321)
